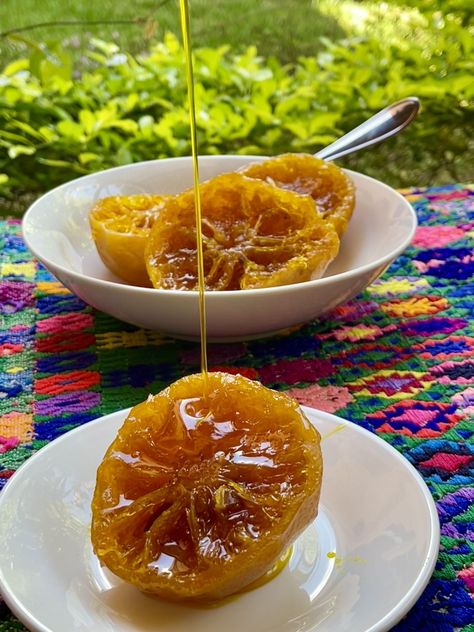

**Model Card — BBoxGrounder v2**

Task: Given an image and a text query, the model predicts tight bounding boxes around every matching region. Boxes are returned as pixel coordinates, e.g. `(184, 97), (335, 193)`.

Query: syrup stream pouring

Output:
(315, 96), (420, 161)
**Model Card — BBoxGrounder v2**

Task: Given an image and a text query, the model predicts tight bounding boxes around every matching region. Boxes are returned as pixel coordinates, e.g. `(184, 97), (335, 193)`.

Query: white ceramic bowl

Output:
(22, 156), (417, 341)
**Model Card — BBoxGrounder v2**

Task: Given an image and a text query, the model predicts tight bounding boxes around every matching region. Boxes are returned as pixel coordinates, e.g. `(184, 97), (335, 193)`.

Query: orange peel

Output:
(89, 194), (170, 286)
(243, 153), (355, 236)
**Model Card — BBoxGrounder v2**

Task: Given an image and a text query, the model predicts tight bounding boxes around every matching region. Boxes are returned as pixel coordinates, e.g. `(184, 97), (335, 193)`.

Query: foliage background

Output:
(0, 0), (472, 215)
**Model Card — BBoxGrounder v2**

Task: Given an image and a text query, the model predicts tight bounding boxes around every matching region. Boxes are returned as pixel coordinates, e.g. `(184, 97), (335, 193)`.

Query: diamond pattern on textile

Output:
(1, 185), (473, 631)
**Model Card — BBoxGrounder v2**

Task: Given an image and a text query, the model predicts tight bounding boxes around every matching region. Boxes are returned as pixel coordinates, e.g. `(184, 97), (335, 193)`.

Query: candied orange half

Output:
(91, 372), (322, 603)
(89, 194), (170, 286)
(242, 153), (356, 236)
(145, 173), (339, 290)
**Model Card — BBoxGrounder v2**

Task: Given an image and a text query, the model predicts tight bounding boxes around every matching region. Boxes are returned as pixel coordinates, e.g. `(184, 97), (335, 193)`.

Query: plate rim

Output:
(0, 406), (439, 632)
(21, 156), (417, 299)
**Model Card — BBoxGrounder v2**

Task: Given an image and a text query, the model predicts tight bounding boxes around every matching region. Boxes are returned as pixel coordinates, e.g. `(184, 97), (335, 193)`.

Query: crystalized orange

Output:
(89, 194), (170, 286)
(145, 172), (340, 291)
(91, 372), (323, 603)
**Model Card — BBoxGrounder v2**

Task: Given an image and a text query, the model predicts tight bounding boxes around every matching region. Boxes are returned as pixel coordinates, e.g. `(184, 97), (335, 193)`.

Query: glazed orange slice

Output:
(243, 153), (356, 236)
(145, 173), (339, 290)
(89, 194), (170, 286)
(91, 372), (322, 603)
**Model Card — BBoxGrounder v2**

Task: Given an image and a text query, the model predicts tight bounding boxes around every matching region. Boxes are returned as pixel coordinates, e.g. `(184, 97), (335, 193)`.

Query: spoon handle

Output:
(315, 97), (420, 162)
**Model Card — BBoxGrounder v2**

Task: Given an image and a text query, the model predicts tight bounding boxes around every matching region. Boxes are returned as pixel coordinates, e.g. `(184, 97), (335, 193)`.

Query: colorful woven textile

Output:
(0, 183), (473, 631)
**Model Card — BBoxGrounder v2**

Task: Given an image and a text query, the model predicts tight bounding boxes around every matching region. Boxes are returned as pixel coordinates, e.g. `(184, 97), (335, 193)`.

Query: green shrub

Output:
(0, 24), (472, 208)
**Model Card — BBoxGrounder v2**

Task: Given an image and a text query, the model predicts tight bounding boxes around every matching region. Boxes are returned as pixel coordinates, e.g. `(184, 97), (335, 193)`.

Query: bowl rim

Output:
(22, 155), (418, 298)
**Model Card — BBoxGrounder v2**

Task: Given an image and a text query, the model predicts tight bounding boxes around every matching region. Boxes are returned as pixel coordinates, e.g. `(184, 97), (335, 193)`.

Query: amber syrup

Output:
(178, 0), (208, 388)
(178, 0), (291, 596)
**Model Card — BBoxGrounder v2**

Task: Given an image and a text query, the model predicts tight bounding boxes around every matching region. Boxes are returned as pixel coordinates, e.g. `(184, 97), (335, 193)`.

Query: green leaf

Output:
(8, 145), (36, 159)
(78, 152), (100, 165)
(36, 158), (87, 172)
(116, 146), (133, 164)
(9, 120), (45, 141)
(29, 44), (72, 85)
(57, 120), (86, 142)
(283, 120), (308, 139)
(2, 59), (29, 77)
(79, 110), (96, 134)
(38, 126), (57, 142)
(0, 130), (33, 144)
(90, 39), (120, 56)
(106, 119), (138, 133)
(308, 112), (341, 132)
(125, 93), (139, 111)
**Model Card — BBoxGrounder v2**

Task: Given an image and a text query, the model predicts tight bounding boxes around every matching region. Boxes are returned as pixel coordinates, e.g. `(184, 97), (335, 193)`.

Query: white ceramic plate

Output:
(0, 407), (438, 632)
(22, 156), (417, 341)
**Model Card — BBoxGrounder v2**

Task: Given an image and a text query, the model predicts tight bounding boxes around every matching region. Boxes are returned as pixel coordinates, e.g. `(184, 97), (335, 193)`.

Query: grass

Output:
(0, 0), (344, 63)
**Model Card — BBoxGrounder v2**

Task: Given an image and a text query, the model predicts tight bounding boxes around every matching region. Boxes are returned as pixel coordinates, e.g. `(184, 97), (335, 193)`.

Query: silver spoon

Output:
(315, 97), (420, 162)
